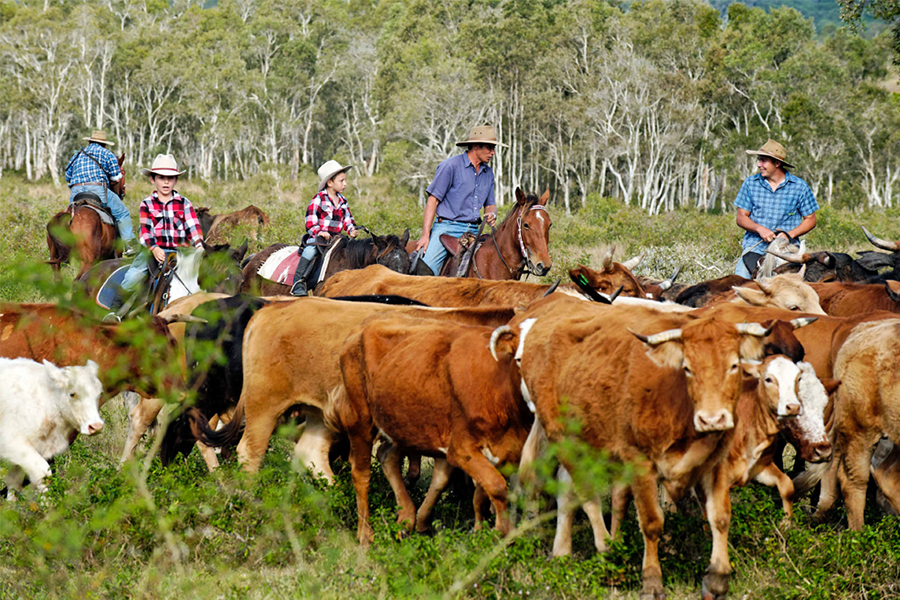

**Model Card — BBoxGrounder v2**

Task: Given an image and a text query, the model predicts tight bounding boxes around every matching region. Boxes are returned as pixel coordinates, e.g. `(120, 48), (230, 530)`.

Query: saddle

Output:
(440, 232), (482, 277)
(94, 254), (177, 315)
(256, 235), (342, 286)
(70, 194), (116, 228)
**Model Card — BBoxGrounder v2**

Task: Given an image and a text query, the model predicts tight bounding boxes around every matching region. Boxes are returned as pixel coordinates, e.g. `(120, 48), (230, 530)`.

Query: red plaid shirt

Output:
(305, 191), (356, 237)
(138, 191), (204, 250)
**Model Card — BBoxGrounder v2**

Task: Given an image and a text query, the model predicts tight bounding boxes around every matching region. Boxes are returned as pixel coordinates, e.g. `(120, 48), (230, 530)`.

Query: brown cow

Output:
(810, 281), (900, 316)
(508, 295), (773, 599)
(188, 298), (520, 480)
(568, 247), (647, 298)
(330, 315), (533, 544)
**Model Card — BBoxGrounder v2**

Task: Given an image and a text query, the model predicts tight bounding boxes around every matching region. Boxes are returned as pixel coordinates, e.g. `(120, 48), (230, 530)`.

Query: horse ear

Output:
(515, 188), (526, 205)
(118, 154), (125, 166)
(400, 228), (410, 247)
(373, 235), (387, 251)
(539, 189), (550, 203)
(235, 238), (249, 261)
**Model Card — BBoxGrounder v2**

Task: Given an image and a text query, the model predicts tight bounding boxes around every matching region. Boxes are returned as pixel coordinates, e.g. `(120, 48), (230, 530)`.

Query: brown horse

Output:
(411, 188), (552, 280)
(47, 154), (126, 279)
(196, 205), (270, 243)
(241, 230), (411, 296)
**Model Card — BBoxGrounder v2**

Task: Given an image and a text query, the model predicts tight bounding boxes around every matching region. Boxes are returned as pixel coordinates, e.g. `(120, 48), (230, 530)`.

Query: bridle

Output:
(482, 204), (548, 279)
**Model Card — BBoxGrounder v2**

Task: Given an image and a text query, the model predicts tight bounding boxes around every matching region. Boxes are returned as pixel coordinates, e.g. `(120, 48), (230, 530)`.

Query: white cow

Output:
(0, 358), (104, 497)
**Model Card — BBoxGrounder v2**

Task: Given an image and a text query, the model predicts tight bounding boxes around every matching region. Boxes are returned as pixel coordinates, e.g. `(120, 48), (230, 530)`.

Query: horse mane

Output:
(337, 237), (380, 269)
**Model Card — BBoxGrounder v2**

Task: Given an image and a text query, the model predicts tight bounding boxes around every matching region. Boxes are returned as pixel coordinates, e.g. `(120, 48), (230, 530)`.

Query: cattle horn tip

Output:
(489, 325), (513, 361)
(862, 225), (900, 251)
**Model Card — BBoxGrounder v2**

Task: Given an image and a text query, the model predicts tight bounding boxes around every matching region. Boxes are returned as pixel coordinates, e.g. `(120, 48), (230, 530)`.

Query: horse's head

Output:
(373, 229), (411, 275)
(515, 188), (552, 276)
(199, 239), (247, 294)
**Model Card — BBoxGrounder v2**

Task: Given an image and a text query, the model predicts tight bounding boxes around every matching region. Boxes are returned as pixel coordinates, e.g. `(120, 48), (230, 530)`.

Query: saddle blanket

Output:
(257, 246), (302, 285)
(95, 265), (130, 309)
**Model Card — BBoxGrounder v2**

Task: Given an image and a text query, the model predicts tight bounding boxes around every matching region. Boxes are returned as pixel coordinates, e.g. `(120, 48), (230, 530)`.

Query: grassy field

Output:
(2, 172), (900, 599)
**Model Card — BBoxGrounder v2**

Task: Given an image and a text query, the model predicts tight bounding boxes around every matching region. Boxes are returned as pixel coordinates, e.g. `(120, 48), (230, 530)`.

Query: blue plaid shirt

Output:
(735, 172), (819, 251)
(64, 143), (123, 187)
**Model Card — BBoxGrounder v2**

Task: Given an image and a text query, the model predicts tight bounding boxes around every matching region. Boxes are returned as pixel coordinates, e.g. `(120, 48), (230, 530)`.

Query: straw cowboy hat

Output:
(456, 125), (507, 148)
(745, 139), (795, 170)
(141, 154), (186, 177)
(317, 160), (353, 191)
(83, 130), (114, 146)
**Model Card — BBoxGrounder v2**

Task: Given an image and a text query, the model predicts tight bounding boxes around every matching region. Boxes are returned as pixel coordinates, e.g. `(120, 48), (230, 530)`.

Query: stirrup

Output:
(290, 280), (308, 297)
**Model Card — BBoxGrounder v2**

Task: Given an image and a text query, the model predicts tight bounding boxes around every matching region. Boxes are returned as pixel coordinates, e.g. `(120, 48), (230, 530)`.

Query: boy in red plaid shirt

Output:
(290, 160), (358, 296)
(108, 154), (204, 318)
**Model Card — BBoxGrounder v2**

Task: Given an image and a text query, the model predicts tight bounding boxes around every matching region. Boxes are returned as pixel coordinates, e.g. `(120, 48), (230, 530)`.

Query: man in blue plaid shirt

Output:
(734, 139), (819, 278)
(64, 130), (136, 255)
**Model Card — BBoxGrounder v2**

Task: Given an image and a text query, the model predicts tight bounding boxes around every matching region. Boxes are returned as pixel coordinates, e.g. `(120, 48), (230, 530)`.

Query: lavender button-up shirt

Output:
(426, 153), (495, 223)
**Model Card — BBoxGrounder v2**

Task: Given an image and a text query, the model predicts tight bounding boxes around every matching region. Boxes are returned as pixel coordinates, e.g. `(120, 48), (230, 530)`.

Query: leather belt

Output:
(70, 181), (107, 187)
(436, 216), (481, 225)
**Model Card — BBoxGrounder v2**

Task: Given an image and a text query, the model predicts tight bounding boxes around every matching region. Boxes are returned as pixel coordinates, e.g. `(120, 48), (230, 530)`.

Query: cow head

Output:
(46, 359), (104, 436)
(783, 362), (836, 463)
(732, 272), (826, 315)
(743, 356), (802, 418)
(632, 319), (772, 433)
(490, 318), (537, 411)
(568, 247), (646, 298)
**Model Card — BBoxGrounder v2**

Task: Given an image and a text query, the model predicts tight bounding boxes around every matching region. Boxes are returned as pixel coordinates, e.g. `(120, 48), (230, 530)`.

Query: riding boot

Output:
(122, 241), (137, 258)
(290, 256), (315, 297)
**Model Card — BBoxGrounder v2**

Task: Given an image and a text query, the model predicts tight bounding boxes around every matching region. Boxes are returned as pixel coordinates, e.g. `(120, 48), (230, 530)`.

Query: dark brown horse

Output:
(412, 188), (553, 280)
(47, 154), (126, 279)
(241, 230), (411, 296)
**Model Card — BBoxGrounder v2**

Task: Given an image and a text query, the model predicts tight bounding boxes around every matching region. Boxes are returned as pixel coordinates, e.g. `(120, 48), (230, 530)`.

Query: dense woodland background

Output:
(0, 0), (898, 216)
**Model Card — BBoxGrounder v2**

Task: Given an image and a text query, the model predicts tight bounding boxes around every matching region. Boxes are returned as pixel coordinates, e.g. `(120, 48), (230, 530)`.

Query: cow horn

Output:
(756, 277), (774, 295)
(542, 279), (561, 298)
(766, 247), (805, 264)
(862, 226), (900, 252)
(818, 252), (835, 267)
(735, 322), (775, 337)
(621, 251), (645, 271)
(884, 281), (900, 303)
(660, 266), (682, 291)
(790, 317), (818, 329)
(632, 328), (682, 346)
(489, 325), (513, 362)
(601, 246), (615, 272)
(608, 286), (624, 303)
(163, 314), (209, 324)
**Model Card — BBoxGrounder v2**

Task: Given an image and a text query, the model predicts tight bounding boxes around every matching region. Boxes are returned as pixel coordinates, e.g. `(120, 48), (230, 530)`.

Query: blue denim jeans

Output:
(121, 248), (176, 292)
(422, 219), (479, 276)
(69, 184), (135, 242)
(300, 242), (319, 262)
(734, 256), (752, 279)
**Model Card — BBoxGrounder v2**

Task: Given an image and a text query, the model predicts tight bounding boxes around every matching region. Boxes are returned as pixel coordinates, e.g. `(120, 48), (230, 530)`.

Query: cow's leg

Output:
(196, 414), (220, 471)
(292, 411), (336, 483)
(631, 473), (666, 600)
(348, 433), (375, 546)
(838, 436), (877, 531)
(700, 471), (732, 600)
(583, 499), (611, 554)
(812, 457), (841, 522)
(754, 463), (794, 520)
(380, 442), (416, 531)
(610, 483), (631, 539)
(405, 452), (422, 486)
(871, 442), (900, 514)
(449, 446), (510, 535)
(472, 484), (489, 531)
(415, 458), (453, 533)
(120, 395), (164, 466)
(552, 466), (576, 557)
(5, 445), (52, 494)
(5, 467), (26, 501)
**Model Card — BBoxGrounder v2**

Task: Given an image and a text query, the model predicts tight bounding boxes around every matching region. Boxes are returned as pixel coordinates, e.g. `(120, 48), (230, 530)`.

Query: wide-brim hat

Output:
(318, 160), (353, 191)
(456, 125), (507, 148)
(83, 130), (114, 146)
(745, 139), (795, 170)
(141, 154), (185, 177)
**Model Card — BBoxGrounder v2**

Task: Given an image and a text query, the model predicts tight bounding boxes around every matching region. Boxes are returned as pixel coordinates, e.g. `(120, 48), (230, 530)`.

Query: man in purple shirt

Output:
(414, 125), (502, 276)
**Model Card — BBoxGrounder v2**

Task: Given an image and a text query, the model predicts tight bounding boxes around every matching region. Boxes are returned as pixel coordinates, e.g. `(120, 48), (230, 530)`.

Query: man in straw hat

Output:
(734, 138), (819, 278)
(64, 130), (137, 256)
(414, 125), (501, 276)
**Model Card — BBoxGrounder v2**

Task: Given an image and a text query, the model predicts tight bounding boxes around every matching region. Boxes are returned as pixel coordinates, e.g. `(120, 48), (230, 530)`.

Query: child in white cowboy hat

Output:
(290, 159), (359, 296)
(106, 154), (205, 319)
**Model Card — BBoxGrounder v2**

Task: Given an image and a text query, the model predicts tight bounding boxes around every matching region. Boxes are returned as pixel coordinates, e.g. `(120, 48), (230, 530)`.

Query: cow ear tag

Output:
(578, 274), (589, 286)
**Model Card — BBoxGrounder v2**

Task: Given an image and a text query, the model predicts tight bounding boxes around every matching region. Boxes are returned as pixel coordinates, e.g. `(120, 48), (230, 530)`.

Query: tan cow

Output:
(508, 295), (772, 599)
(189, 298), (519, 480)
(329, 315), (533, 545)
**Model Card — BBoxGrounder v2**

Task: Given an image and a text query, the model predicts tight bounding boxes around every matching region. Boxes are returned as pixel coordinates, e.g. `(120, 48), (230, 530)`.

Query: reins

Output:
(482, 203), (547, 280)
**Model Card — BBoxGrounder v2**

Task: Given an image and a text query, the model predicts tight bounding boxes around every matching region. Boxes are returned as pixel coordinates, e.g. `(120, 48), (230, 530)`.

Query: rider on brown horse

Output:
(414, 125), (501, 276)
(64, 130), (137, 256)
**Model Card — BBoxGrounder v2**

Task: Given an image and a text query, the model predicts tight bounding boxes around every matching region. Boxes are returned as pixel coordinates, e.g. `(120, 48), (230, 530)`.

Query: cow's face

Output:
(756, 356), (802, 418)
(52, 360), (104, 435)
(734, 273), (826, 315)
(635, 319), (770, 433)
(569, 263), (645, 299)
(785, 362), (835, 462)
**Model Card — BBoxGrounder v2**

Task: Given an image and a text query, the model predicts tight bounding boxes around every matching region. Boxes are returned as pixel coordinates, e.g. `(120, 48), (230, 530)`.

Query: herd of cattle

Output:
(6, 225), (900, 598)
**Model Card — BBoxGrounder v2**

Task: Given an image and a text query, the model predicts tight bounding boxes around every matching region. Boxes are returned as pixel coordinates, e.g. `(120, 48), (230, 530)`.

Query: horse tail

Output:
(189, 395), (246, 449)
(46, 211), (73, 267)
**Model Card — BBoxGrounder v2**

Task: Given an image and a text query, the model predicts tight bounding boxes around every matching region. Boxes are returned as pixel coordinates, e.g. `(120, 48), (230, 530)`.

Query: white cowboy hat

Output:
(456, 125), (507, 148)
(317, 160), (353, 191)
(83, 130), (114, 146)
(142, 154), (186, 177)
